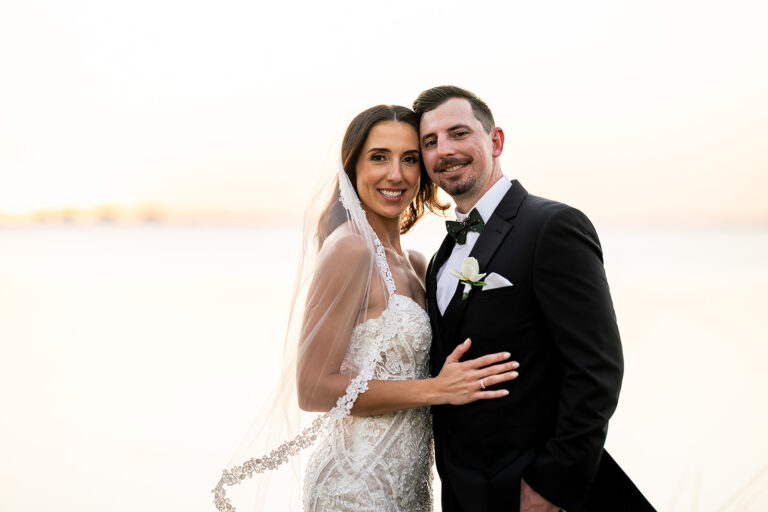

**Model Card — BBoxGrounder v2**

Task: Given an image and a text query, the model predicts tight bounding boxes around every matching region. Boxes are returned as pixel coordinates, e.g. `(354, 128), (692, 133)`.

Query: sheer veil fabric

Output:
(213, 166), (397, 511)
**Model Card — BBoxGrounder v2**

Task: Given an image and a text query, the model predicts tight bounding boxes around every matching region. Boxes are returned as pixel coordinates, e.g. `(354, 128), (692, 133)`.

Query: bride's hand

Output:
(433, 338), (519, 405)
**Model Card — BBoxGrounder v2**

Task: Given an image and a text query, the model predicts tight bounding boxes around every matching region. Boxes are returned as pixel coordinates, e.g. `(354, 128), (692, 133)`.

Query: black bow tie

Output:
(445, 208), (485, 245)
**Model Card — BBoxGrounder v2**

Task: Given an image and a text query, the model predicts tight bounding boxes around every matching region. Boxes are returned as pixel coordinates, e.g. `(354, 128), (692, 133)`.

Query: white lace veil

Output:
(212, 157), (394, 510)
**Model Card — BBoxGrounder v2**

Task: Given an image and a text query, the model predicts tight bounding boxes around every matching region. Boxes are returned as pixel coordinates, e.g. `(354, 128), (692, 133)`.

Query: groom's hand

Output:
(520, 479), (559, 512)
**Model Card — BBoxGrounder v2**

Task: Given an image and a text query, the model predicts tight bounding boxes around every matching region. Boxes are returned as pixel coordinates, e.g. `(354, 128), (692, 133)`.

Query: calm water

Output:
(1, 222), (767, 511)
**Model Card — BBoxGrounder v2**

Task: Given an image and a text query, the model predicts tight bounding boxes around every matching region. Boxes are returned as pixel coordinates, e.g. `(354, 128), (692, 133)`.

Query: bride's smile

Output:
(354, 120), (421, 222)
(378, 188), (405, 200)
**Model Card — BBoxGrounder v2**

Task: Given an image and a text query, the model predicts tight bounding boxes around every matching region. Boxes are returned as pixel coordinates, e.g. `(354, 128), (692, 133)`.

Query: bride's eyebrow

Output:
(366, 147), (392, 153)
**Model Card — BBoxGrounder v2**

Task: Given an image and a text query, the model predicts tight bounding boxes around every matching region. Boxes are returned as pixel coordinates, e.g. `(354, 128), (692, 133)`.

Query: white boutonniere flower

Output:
(448, 257), (487, 300)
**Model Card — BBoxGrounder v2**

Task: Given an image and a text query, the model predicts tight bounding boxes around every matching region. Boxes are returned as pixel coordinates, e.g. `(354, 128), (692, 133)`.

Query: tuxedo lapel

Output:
(427, 234), (455, 322)
(441, 180), (528, 340)
(429, 234), (456, 300)
(427, 234), (455, 366)
(471, 212), (512, 274)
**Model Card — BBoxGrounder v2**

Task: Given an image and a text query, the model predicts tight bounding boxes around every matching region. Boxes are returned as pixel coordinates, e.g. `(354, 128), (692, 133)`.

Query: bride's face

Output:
(355, 121), (421, 222)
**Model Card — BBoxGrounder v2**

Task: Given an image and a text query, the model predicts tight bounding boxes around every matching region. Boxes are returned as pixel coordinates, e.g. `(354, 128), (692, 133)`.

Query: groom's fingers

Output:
(445, 338), (472, 363)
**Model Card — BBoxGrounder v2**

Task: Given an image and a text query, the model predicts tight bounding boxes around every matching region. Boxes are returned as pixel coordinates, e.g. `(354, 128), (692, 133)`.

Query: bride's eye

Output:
(371, 153), (387, 162)
(403, 155), (419, 165)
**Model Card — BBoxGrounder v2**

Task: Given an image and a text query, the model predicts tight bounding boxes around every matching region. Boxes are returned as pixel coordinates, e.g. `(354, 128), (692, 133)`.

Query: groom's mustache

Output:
(434, 157), (472, 172)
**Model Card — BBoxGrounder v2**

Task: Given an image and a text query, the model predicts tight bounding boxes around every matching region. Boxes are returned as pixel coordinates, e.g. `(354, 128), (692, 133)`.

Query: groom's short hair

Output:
(412, 85), (495, 133)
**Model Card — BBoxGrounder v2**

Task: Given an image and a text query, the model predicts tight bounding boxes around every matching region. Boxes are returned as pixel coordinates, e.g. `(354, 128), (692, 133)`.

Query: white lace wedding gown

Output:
(302, 278), (434, 512)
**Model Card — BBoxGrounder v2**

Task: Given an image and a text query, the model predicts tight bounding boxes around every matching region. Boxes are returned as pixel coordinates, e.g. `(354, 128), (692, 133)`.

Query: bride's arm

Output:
(297, 236), (519, 416)
(296, 234), (370, 412)
(349, 338), (518, 416)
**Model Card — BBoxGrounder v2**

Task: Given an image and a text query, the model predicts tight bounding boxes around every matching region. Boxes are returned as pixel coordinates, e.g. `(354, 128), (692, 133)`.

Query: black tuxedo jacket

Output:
(427, 180), (654, 511)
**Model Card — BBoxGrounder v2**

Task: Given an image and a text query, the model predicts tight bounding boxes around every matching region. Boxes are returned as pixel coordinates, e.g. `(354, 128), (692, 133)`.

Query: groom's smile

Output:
(435, 157), (473, 176)
(419, 97), (505, 213)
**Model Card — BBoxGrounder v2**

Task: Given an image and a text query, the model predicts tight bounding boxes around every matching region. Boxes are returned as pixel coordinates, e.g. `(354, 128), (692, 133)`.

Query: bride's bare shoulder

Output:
(316, 225), (373, 273)
(406, 250), (428, 281)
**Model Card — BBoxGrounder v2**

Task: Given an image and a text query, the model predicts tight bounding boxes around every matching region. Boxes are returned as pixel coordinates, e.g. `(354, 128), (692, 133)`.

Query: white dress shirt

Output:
(436, 176), (512, 315)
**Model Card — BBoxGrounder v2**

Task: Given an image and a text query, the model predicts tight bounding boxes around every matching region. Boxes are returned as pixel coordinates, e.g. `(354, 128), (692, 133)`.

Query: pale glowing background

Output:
(1, 0), (767, 510)
(2, 0), (766, 223)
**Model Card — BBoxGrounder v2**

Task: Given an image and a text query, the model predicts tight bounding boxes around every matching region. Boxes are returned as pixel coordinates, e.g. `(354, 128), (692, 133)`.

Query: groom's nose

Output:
(436, 135), (457, 157)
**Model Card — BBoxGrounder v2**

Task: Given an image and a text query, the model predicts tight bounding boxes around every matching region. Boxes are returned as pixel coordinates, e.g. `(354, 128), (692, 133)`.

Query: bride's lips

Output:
(378, 188), (406, 202)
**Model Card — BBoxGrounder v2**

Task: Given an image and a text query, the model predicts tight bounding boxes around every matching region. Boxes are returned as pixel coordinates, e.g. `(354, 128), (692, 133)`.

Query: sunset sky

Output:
(1, 0), (766, 224)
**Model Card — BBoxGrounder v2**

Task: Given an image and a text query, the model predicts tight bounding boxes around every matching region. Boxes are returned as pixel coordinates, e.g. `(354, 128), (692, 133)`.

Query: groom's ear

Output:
(491, 127), (505, 158)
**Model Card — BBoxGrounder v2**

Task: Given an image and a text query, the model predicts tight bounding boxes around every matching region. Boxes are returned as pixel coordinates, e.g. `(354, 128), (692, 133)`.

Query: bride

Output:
(213, 105), (520, 511)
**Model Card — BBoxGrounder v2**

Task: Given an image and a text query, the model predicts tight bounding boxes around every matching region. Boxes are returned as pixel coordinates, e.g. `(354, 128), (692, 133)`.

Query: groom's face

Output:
(419, 98), (496, 204)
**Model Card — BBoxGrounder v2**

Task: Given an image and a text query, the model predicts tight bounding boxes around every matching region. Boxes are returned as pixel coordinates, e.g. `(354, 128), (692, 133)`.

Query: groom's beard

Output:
(433, 159), (478, 198)
(441, 175), (477, 197)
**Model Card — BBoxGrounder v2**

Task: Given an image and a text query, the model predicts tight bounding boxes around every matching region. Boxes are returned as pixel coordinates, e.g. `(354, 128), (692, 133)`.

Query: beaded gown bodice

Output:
(302, 293), (434, 511)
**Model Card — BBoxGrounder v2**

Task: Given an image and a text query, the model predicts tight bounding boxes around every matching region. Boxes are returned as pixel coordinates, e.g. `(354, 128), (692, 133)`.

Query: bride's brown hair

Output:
(317, 105), (447, 248)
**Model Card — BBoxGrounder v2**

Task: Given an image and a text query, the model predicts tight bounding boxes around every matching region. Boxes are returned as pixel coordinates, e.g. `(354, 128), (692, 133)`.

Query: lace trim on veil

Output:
(212, 168), (395, 511)
(337, 166), (396, 296)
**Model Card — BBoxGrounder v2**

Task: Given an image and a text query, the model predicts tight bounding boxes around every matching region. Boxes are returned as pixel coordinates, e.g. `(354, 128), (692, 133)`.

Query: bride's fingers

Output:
(479, 370), (519, 389)
(476, 389), (510, 400)
(476, 361), (519, 378)
(445, 338), (471, 363)
(464, 351), (512, 369)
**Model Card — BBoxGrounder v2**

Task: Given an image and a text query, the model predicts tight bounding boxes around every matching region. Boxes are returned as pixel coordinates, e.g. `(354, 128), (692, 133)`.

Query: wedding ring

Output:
(480, 378), (486, 390)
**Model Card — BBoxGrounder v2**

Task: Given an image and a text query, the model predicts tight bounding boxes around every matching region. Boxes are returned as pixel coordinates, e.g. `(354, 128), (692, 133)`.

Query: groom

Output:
(414, 86), (654, 511)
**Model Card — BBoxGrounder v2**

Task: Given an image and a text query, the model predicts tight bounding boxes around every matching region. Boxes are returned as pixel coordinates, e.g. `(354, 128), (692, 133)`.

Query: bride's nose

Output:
(386, 161), (405, 183)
